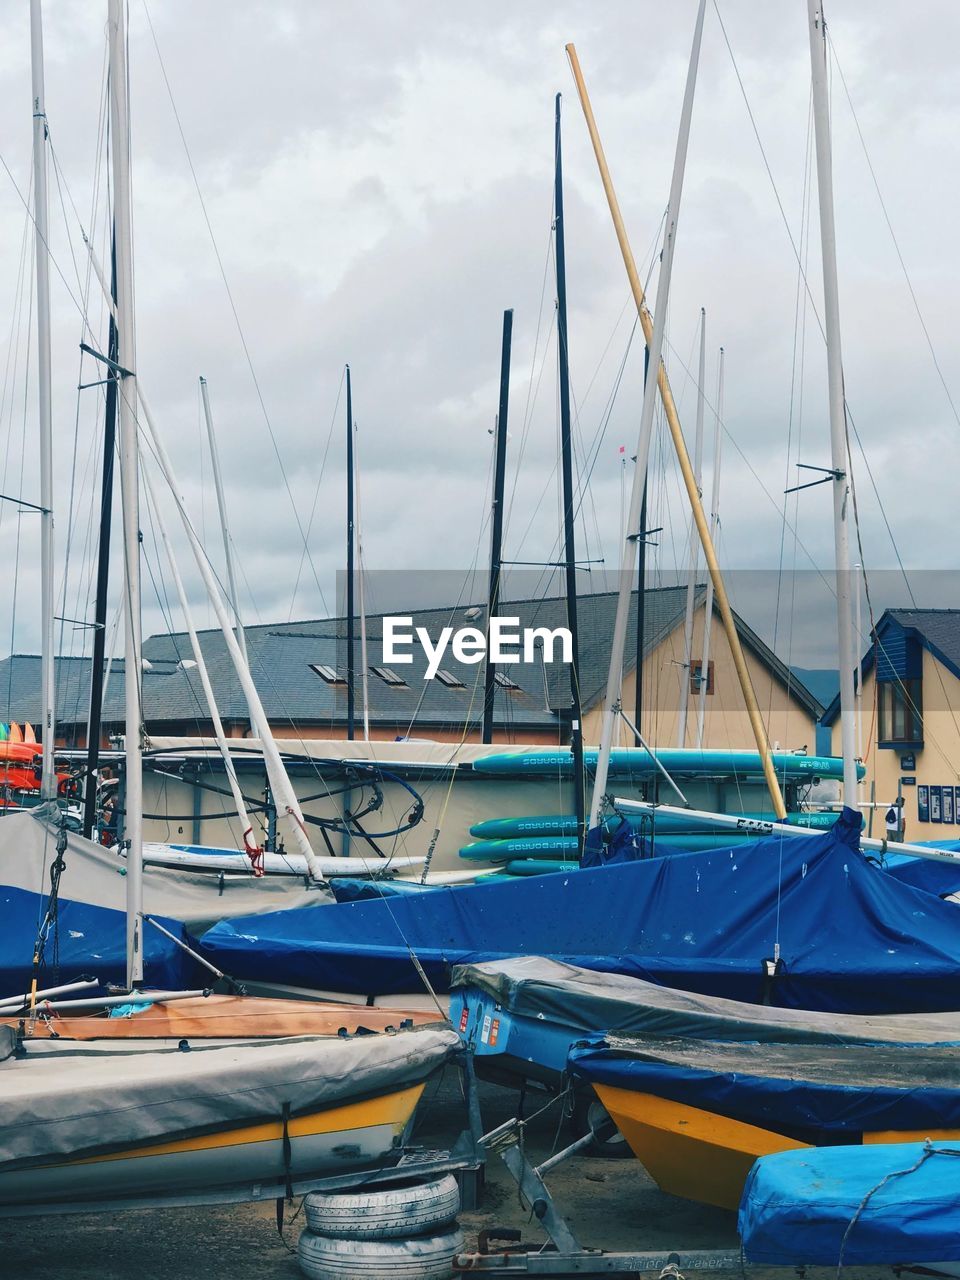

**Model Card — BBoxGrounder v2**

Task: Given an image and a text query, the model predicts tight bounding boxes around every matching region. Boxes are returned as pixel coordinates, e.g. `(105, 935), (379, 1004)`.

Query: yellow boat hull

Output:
(593, 1084), (960, 1212)
(0, 1083), (425, 1207)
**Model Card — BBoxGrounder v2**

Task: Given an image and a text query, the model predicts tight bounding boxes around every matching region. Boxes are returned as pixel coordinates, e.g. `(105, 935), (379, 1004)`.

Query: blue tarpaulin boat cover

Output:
(199, 807), (960, 1009)
(0, 886), (191, 997)
(740, 1142), (960, 1265)
(881, 845), (960, 898)
(567, 1035), (960, 1137)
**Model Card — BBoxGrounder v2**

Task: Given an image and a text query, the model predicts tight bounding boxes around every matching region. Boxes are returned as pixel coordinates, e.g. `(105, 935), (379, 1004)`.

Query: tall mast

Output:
(482, 310), (513, 744)
(554, 93), (586, 855)
(632, 479), (648, 744)
(807, 0), (859, 805)
(29, 0), (56, 800)
(82, 238), (118, 839)
(107, 0), (144, 986)
(199, 376), (255, 741)
(633, 346), (650, 745)
(697, 346), (723, 747)
(199, 378), (248, 668)
(345, 365), (355, 740)
(583, 0), (707, 830)
(677, 308), (706, 747)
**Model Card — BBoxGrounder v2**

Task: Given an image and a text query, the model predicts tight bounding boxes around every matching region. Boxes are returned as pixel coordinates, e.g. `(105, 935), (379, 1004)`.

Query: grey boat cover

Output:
(1, 805), (331, 932)
(451, 957), (960, 1045)
(0, 1023), (458, 1171)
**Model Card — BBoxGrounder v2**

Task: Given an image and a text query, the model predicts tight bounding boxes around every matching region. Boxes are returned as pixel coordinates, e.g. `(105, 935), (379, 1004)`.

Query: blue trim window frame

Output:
(877, 676), (923, 749)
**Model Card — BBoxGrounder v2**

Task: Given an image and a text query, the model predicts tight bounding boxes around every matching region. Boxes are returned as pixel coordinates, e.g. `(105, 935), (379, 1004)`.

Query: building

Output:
(822, 609), (960, 841)
(0, 586), (823, 751)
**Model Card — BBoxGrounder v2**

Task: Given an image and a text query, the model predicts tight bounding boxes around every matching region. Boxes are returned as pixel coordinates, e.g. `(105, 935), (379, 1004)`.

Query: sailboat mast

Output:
(199, 378), (248, 669)
(82, 241), (118, 839)
(107, 0), (144, 986)
(345, 365), (355, 740)
(697, 345), (723, 748)
(554, 93), (586, 855)
(482, 310), (513, 745)
(677, 307), (706, 747)
(584, 0), (707, 830)
(807, 0), (859, 805)
(29, 0), (56, 800)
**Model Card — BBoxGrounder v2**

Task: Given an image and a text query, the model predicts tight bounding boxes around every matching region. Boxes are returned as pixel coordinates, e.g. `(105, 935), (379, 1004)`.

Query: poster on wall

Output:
(918, 785), (930, 823)
(930, 785), (943, 823)
(945, 786), (956, 826)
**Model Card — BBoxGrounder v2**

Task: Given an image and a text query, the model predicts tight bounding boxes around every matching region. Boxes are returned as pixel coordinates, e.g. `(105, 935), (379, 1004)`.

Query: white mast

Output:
(355, 421), (371, 740)
(198, 378), (248, 667)
(82, 242), (321, 874)
(141, 462), (258, 853)
(696, 346), (723, 747)
(199, 376), (256, 738)
(677, 307), (706, 747)
(588, 0), (707, 829)
(807, 0), (859, 805)
(107, 0), (143, 986)
(29, 0), (56, 800)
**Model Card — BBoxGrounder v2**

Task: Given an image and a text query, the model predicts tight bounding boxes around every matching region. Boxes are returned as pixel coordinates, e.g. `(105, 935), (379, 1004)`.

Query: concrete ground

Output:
(1, 1071), (888, 1279)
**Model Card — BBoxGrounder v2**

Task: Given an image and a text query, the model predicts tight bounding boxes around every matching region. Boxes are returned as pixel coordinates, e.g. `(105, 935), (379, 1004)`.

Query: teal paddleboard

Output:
(472, 747), (858, 781)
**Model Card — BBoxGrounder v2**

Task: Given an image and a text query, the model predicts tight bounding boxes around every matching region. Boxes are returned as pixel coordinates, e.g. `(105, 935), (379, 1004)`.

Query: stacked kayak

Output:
(459, 809), (838, 870)
(471, 747), (856, 780)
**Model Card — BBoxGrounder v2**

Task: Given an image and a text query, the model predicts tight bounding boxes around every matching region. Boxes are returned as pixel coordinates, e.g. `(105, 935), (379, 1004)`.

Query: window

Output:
(434, 669), (465, 688)
(370, 665), (407, 687)
(878, 677), (923, 746)
(494, 672), (520, 690)
(689, 659), (714, 696)
(310, 663), (345, 684)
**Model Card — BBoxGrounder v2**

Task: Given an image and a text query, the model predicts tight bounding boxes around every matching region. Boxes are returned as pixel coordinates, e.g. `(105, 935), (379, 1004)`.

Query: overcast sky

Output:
(1, 0), (958, 676)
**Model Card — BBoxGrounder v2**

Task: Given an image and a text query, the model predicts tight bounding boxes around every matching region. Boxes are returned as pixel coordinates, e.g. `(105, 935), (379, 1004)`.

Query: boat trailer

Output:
(454, 1112), (744, 1276)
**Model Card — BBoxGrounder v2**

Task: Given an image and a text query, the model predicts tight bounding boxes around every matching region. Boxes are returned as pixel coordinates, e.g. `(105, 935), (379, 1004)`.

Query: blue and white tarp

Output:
(200, 808), (960, 1010)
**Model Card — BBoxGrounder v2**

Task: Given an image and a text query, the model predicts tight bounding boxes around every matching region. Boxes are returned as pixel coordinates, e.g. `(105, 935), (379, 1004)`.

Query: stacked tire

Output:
(297, 1174), (464, 1280)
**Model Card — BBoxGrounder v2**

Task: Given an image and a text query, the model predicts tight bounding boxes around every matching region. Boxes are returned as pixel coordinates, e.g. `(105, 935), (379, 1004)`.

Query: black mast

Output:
(634, 346), (650, 744)
(554, 93), (586, 855)
(482, 309), (513, 744)
(345, 365), (355, 741)
(82, 237), (118, 840)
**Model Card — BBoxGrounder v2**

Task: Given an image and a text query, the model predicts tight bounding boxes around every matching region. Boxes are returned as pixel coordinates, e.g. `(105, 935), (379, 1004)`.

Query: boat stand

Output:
(455, 1114), (744, 1276)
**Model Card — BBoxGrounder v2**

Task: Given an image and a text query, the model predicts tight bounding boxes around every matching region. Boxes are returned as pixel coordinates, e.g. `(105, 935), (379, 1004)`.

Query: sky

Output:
(1, 0), (959, 676)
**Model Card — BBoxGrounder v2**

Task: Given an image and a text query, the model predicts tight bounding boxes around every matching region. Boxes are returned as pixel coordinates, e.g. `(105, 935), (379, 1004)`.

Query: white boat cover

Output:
(450, 957), (960, 1044)
(1, 805), (332, 931)
(0, 1023), (458, 1171)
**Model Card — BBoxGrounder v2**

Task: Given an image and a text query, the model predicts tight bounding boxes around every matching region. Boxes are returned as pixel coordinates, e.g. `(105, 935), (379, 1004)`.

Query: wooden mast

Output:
(566, 38), (787, 821)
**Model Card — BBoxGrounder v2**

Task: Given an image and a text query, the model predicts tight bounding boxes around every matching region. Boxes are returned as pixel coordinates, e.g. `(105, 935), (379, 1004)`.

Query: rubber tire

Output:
(572, 1092), (632, 1159)
(304, 1174), (460, 1239)
(297, 1226), (465, 1279)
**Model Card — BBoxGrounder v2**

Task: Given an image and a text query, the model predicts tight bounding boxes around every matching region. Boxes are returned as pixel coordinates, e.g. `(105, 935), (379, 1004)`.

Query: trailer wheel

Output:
(572, 1091), (631, 1159)
(297, 1226), (465, 1279)
(304, 1174), (460, 1239)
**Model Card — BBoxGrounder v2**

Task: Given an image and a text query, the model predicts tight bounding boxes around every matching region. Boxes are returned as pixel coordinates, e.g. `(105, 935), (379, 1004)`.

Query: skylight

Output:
(434, 669), (465, 688)
(370, 665), (408, 687)
(494, 671), (520, 690)
(310, 663), (346, 685)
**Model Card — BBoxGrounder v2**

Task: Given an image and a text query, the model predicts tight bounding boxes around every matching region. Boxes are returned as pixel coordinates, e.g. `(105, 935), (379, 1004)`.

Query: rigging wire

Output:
(140, 0), (330, 614)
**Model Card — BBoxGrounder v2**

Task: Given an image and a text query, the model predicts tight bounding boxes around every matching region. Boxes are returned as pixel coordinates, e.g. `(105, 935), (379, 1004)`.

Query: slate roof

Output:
(820, 608), (960, 726)
(0, 586), (823, 737)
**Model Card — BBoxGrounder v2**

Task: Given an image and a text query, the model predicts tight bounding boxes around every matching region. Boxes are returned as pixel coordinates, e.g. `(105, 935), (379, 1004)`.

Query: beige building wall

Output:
(832, 647), (960, 842)
(582, 602), (819, 752)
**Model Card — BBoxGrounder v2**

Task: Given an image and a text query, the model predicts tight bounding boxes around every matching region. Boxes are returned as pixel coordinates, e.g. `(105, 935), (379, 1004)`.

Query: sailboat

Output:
(552, 0), (960, 1213)
(0, 0), (458, 1215)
